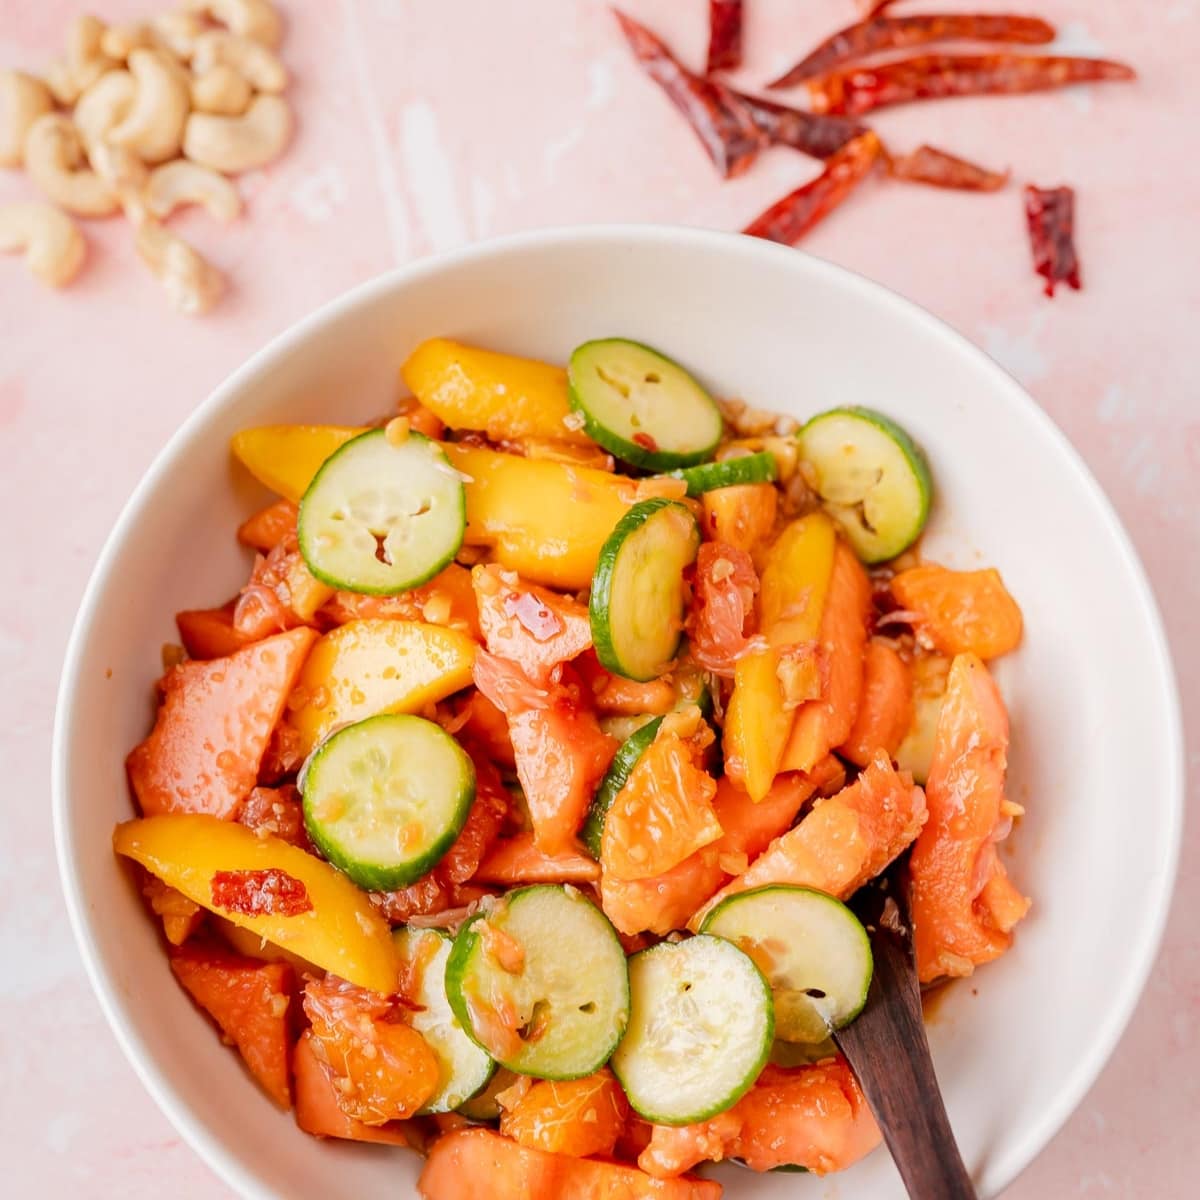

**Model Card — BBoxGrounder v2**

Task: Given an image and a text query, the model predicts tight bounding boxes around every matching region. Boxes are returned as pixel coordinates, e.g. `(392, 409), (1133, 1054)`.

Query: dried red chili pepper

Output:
(858, 0), (899, 15)
(614, 9), (764, 178)
(890, 144), (1008, 192)
(211, 868), (313, 917)
(735, 91), (868, 159)
(706, 0), (743, 73)
(743, 131), (882, 245)
(770, 13), (1055, 89)
(808, 53), (1136, 116)
(1024, 185), (1081, 296)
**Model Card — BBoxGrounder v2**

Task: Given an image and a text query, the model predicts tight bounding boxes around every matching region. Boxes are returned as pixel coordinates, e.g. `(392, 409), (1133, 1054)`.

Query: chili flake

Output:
(211, 868), (313, 917)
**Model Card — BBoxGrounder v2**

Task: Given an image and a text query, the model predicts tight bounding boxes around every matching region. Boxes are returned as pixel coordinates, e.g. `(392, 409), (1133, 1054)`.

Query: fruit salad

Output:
(114, 335), (1028, 1197)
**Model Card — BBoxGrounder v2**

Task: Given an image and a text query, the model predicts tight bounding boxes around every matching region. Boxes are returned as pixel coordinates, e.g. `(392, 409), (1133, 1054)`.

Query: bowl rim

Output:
(51, 222), (1184, 1200)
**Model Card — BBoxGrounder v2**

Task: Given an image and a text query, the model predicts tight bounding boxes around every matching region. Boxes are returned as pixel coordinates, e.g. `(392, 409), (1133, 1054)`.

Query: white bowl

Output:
(53, 226), (1183, 1200)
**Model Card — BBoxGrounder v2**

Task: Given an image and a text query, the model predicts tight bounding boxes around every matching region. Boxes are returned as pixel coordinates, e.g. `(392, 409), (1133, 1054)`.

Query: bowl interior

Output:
(54, 227), (1181, 1200)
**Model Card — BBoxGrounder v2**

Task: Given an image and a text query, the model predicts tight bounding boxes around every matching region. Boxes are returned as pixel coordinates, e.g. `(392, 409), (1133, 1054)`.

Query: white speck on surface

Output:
(339, 0), (411, 261)
(981, 313), (1050, 384)
(400, 100), (467, 253)
(1051, 22), (1109, 57)
(1120, 431), (1162, 496)
(587, 58), (616, 109)
(289, 165), (348, 223)
(470, 175), (496, 239)
(1096, 383), (1130, 424)
(543, 126), (584, 181)
(44, 1111), (86, 1155)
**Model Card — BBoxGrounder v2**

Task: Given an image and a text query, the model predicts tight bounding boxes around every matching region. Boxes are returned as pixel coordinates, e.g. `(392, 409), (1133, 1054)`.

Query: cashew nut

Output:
(0, 202), (87, 288)
(66, 14), (118, 91)
(184, 0), (283, 48)
(183, 94), (291, 174)
(107, 48), (190, 164)
(150, 12), (206, 61)
(191, 31), (287, 93)
(45, 60), (82, 107)
(24, 114), (119, 217)
(135, 220), (225, 315)
(146, 159), (242, 222)
(73, 70), (137, 147)
(190, 64), (252, 116)
(0, 70), (54, 167)
(87, 141), (151, 222)
(100, 22), (157, 62)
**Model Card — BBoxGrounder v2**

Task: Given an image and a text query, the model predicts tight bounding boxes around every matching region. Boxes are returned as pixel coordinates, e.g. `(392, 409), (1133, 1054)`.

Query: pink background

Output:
(2, 0), (1196, 1195)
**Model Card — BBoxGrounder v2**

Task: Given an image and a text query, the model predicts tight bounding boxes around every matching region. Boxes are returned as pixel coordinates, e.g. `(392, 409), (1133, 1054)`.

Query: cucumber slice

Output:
(394, 928), (494, 1113)
(598, 713), (659, 743)
(798, 407), (932, 564)
(581, 716), (663, 860)
(567, 339), (723, 470)
(590, 499), (700, 682)
(667, 451), (778, 497)
(611, 934), (773, 1125)
(298, 428), (466, 594)
(701, 885), (872, 1044)
(302, 714), (474, 892)
(445, 885), (629, 1079)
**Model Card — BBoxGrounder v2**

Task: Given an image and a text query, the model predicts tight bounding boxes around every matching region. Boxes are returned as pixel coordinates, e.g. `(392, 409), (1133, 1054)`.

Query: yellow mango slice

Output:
(725, 513), (837, 801)
(402, 338), (589, 444)
(113, 814), (399, 993)
(445, 444), (635, 590)
(231, 425), (366, 504)
(288, 618), (476, 755)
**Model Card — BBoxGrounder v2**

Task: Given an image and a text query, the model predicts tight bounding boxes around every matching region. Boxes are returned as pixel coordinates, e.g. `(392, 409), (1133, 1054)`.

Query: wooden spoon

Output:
(832, 858), (979, 1199)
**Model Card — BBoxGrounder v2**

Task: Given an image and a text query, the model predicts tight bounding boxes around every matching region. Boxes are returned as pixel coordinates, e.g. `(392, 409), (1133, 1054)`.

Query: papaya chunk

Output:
(170, 942), (296, 1109)
(419, 1127), (723, 1200)
(127, 627), (316, 819)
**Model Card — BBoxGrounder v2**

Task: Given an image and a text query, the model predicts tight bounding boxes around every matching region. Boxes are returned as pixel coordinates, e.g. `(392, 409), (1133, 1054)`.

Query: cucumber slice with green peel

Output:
(798, 407), (932, 564)
(611, 934), (773, 1126)
(298, 428), (466, 594)
(445, 885), (630, 1080)
(667, 451), (778, 497)
(672, 654), (714, 718)
(701, 885), (872, 1044)
(590, 499), (700, 682)
(581, 716), (664, 860)
(598, 713), (659, 743)
(567, 339), (723, 470)
(455, 1066), (522, 1121)
(302, 714), (474, 892)
(394, 928), (494, 1113)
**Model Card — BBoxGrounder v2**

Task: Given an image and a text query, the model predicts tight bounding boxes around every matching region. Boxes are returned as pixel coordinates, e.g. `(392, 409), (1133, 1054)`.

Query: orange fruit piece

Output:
(601, 714), (722, 882)
(891, 564), (1023, 659)
(500, 1069), (628, 1158)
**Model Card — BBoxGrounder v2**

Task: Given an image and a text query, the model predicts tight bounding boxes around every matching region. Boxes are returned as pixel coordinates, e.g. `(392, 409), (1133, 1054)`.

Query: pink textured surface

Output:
(2, 0), (1196, 1195)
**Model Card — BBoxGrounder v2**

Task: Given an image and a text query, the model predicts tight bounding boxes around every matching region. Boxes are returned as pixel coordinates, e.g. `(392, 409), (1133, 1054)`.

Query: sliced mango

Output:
(725, 513), (836, 801)
(401, 338), (589, 444)
(288, 619), (476, 755)
(446, 444), (635, 590)
(231, 425), (366, 504)
(114, 814), (399, 993)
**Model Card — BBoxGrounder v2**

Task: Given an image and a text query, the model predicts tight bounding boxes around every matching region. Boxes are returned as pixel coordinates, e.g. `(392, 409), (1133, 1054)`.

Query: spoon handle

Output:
(833, 868), (978, 1200)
